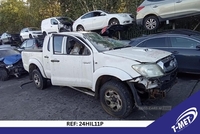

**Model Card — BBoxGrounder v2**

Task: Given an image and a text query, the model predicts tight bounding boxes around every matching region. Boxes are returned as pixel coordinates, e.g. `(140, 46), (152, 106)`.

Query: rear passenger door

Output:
(150, 0), (175, 19)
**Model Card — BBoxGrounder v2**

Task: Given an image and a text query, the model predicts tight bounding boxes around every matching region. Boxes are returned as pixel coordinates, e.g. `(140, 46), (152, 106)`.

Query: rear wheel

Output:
(76, 25), (84, 31)
(143, 15), (159, 31)
(0, 68), (9, 81)
(100, 80), (134, 118)
(29, 34), (33, 38)
(32, 69), (47, 90)
(43, 32), (47, 37)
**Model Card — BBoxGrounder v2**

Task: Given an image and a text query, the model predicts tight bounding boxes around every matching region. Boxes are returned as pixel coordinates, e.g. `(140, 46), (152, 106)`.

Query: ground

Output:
(0, 73), (199, 120)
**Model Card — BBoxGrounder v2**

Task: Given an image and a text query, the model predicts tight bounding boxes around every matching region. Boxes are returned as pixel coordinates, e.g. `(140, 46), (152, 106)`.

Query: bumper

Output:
(6, 64), (26, 77)
(130, 69), (177, 91)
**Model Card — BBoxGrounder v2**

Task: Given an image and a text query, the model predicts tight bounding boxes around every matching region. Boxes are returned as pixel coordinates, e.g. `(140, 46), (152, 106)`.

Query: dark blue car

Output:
(129, 29), (200, 74)
(0, 48), (25, 81)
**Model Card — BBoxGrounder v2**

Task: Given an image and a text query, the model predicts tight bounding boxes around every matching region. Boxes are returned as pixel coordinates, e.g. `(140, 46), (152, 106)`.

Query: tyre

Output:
(100, 80), (134, 118)
(32, 69), (47, 90)
(0, 68), (9, 81)
(43, 32), (47, 38)
(109, 18), (120, 25)
(76, 25), (84, 31)
(29, 34), (33, 38)
(143, 15), (159, 31)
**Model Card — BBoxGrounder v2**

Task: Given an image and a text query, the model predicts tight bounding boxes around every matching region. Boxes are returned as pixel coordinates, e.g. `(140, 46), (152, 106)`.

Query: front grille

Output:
(157, 55), (177, 73)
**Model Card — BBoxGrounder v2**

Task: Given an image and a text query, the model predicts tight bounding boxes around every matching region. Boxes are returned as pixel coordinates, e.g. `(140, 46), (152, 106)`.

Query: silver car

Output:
(136, 0), (200, 31)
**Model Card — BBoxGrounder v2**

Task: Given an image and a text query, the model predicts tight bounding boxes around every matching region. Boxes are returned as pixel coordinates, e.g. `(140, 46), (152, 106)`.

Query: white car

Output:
(41, 17), (74, 36)
(72, 10), (134, 31)
(20, 27), (42, 41)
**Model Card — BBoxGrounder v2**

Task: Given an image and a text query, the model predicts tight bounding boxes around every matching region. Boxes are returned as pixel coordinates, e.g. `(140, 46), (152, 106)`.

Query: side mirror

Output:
(100, 13), (106, 16)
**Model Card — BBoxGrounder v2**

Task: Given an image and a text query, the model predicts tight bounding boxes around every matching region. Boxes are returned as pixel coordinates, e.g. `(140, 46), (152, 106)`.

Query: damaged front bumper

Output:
(6, 64), (26, 77)
(127, 69), (177, 106)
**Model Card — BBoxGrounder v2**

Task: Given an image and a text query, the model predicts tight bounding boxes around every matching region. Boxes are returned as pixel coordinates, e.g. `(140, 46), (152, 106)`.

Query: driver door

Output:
(50, 35), (94, 89)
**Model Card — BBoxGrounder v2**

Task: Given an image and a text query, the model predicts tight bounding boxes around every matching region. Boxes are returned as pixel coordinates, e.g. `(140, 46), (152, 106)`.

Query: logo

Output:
(171, 107), (198, 133)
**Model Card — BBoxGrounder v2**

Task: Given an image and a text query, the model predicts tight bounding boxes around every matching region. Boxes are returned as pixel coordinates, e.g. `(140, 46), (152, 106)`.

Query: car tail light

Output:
(137, 6), (145, 12)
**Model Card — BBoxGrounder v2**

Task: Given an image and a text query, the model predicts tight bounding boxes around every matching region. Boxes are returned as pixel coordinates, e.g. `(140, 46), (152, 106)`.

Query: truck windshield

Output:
(83, 33), (129, 52)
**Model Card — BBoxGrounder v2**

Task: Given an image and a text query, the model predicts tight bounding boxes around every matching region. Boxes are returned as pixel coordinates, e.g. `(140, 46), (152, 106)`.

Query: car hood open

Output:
(0, 54), (21, 65)
(103, 47), (171, 63)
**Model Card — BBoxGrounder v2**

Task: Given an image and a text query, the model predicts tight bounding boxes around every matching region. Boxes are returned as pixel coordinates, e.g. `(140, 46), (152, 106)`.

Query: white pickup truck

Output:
(22, 32), (177, 118)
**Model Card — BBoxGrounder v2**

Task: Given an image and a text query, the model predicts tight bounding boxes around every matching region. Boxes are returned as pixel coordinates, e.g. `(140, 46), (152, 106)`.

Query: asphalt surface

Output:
(0, 73), (199, 120)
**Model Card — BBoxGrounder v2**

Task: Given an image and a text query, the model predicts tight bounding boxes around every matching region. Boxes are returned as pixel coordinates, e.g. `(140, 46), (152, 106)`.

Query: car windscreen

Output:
(83, 33), (127, 52)
(0, 49), (20, 58)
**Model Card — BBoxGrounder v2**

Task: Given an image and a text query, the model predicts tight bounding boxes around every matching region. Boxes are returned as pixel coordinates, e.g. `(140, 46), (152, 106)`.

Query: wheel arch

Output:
(143, 14), (160, 25)
(108, 17), (119, 25)
(93, 67), (132, 99)
(28, 59), (47, 80)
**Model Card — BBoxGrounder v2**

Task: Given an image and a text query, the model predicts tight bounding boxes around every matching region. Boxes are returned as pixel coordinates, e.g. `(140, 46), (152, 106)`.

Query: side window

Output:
(139, 37), (167, 47)
(93, 12), (101, 17)
(53, 36), (64, 54)
(26, 39), (34, 47)
(51, 19), (58, 25)
(170, 37), (199, 48)
(81, 13), (93, 19)
(66, 37), (90, 55)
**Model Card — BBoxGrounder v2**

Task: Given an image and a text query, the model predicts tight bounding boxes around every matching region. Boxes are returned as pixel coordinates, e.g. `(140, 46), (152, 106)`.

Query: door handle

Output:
(51, 59), (60, 62)
(153, 5), (158, 8)
(176, 0), (182, 3)
(44, 56), (49, 58)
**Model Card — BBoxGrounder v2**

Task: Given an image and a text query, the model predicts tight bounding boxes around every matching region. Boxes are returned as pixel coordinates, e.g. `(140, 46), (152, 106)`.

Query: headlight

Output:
(132, 64), (164, 78)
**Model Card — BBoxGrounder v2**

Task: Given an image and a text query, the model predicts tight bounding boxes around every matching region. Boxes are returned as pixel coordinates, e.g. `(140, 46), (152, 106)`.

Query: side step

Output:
(68, 86), (95, 97)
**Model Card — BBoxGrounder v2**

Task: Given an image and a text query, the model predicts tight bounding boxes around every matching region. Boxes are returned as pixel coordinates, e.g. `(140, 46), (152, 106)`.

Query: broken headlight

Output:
(132, 64), (164, 78)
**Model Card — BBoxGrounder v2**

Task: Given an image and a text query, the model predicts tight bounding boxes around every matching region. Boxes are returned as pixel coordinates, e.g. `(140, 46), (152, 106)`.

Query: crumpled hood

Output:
(0, 54), (22, 65)
(103, 47), (171, 63)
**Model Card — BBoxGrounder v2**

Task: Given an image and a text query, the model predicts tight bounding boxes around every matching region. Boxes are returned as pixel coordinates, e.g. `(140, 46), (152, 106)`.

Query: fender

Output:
(92, 67), (139, 91)
(29, 58), (47, 78)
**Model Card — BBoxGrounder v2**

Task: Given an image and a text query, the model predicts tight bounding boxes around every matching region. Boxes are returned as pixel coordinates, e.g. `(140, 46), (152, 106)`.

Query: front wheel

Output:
(32, 69), (47, 90)
(100, 80), (134, 118)
(143, 15), (159, 31)
(109, 18), (120, 25)
(0, 68), (9, 81)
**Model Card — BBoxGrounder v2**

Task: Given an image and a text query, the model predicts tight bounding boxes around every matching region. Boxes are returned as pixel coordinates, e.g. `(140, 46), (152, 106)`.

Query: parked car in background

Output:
(136, 0), (200, 31)
(129, 30), (200, 74)
(0, 48), (25, 81)
(18, 38), (44, 52)
(0, 32), (21, 44)
(41, 17), (74, 36)
(73, 10), (134, 31)
(20, 27), (42, 42)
